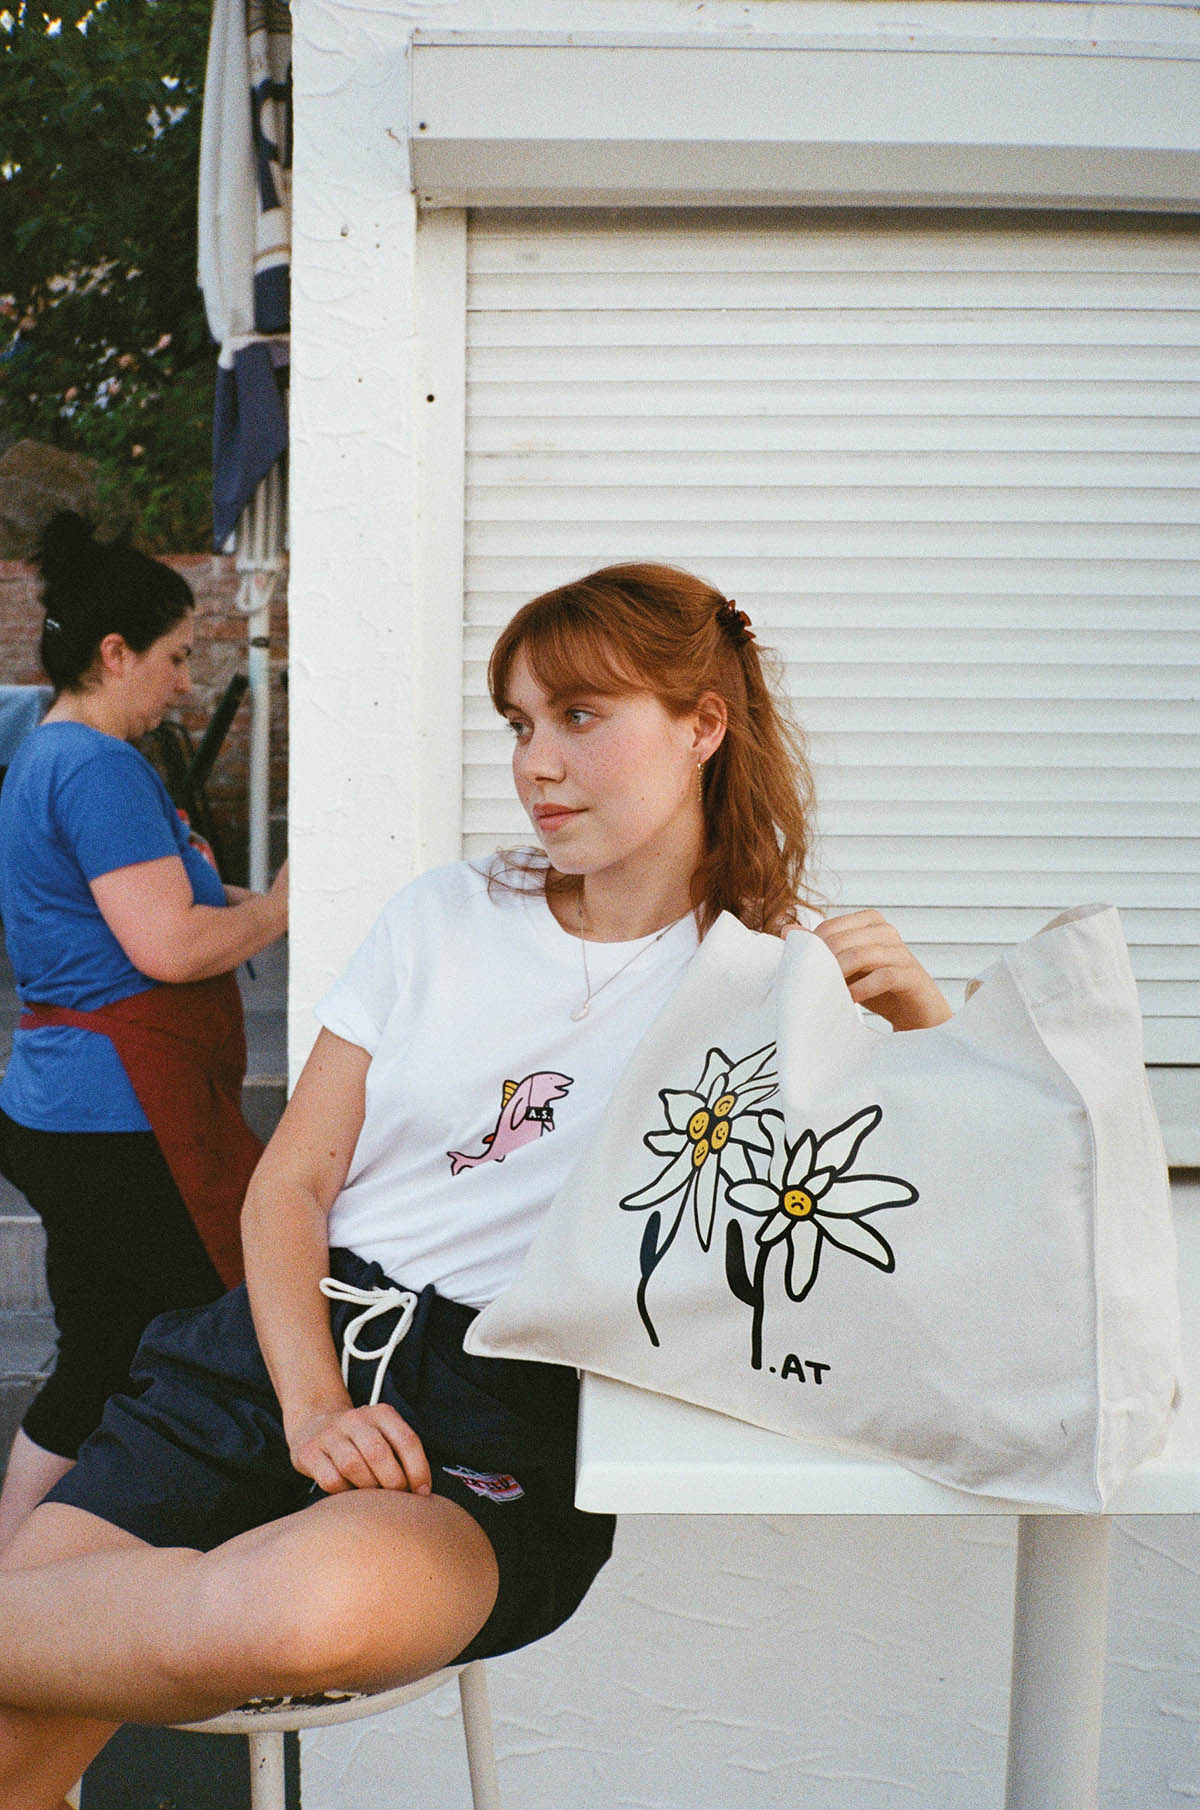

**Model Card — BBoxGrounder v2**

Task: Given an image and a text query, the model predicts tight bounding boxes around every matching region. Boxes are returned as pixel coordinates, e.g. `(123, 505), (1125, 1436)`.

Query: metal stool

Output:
(176, 1660), (501, 1810)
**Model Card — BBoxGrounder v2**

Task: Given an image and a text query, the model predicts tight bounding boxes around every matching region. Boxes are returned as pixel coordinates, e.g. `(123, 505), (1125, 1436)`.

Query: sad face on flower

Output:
(726, 1105), (918, 1304)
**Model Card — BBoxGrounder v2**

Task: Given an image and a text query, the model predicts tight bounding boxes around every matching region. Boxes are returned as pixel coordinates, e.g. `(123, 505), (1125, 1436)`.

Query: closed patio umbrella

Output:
(197, 0), (290, 887)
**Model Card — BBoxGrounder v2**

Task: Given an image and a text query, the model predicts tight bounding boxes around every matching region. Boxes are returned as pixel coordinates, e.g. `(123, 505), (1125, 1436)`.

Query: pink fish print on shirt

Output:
(447, 1072), (574, 1176)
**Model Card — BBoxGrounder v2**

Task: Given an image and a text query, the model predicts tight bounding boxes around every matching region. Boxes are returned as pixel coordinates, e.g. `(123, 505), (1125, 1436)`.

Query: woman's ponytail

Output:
(693, 628), (816, 934)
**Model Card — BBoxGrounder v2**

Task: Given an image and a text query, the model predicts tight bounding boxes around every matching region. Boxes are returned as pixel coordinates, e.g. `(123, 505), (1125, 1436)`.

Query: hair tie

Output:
(43, 616), (62, 635)
(715, 599), (755, 646)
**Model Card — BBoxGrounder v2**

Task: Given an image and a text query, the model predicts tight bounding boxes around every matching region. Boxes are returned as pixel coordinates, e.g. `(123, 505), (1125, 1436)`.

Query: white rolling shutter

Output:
(461, 208), (1199, 1067)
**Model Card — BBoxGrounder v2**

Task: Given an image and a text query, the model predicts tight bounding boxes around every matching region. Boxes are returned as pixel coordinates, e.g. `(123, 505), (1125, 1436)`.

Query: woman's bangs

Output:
(497, 606), (642, 704)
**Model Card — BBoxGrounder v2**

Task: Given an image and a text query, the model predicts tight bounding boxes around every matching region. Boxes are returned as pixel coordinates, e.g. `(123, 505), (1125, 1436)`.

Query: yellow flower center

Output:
(783, 1188), (814, 1219)
(688, 1095), (736, 1167)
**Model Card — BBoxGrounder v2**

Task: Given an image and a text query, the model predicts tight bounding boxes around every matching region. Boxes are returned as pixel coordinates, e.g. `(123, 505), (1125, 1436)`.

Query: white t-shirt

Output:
(317, 857), (702, 1306)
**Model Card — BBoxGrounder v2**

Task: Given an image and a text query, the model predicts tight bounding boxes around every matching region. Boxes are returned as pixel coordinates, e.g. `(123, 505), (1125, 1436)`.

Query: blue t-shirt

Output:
(0, 721), (228, 1132)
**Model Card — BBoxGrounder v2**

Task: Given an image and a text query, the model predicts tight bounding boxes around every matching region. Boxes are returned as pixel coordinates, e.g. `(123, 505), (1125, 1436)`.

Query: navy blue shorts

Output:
(47, 1248), (615, 1663)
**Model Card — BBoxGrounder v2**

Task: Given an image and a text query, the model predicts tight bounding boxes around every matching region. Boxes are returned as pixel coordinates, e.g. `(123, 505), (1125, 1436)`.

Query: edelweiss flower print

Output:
(619, 1043), (777, 1342)
(620, 1043), (918, 1365)
(726, 1105), (918, 1369)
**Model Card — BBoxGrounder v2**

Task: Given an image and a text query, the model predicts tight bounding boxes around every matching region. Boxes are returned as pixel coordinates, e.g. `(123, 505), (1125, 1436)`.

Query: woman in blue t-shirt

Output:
(0, 512), (289, 1546)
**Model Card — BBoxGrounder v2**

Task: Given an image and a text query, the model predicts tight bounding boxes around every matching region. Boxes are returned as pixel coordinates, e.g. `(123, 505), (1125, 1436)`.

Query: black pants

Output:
(0, 1108), (225, 1458)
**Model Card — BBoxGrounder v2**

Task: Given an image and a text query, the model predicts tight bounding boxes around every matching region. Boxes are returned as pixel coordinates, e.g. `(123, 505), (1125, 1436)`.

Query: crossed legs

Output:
(0, 1489), (499, 1810)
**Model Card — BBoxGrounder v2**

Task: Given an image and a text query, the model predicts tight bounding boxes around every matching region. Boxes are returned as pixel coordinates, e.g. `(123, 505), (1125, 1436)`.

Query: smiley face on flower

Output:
(620, 1042), (778, 1252)
(726, 1105), (917, 1305)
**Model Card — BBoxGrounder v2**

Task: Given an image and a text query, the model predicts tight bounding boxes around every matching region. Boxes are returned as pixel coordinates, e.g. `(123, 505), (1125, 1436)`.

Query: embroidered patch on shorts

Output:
(442, 1465), (525, 1502)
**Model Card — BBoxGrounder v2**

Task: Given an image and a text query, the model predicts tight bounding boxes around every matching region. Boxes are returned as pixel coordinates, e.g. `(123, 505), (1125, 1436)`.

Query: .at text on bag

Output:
(466, 905), (1181, 1511)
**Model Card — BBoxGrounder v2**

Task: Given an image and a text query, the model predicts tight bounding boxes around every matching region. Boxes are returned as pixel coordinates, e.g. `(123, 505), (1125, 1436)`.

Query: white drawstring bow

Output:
(319, 1277), (419, 1406)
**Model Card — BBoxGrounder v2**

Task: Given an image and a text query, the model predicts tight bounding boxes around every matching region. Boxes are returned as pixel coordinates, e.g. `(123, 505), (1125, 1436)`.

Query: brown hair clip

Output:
(715, 599), (755, 646)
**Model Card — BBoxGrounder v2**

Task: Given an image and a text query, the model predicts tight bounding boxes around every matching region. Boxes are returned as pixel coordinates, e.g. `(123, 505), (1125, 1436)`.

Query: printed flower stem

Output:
(725, 1217), (770, 1370)
(749, 1244), (771, 1372)
(637, 1209), (664, 1346)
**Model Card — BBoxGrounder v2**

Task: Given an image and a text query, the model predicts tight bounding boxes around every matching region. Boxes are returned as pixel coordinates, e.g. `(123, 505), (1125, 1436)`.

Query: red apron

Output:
(20, 974), (262, 1287)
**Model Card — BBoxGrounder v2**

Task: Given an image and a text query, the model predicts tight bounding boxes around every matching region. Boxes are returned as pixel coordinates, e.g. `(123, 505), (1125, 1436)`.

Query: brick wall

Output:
(0, 553), (288, 886)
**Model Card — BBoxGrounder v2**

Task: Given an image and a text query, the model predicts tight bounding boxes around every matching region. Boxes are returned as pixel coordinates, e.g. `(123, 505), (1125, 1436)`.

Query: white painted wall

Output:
(300, 1497), (1200, 1809)
(288, 2), (1200, 1802)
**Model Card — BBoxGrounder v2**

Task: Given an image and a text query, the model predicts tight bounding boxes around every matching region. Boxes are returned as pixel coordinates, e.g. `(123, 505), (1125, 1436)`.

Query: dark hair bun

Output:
(38, 510), (101, 593)
(35, 512), (193, 694)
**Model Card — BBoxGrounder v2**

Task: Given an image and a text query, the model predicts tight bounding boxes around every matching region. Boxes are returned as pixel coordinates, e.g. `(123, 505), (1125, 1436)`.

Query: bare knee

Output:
(283, 1494), (497, 1688)
(182, 1493), (499, 1698)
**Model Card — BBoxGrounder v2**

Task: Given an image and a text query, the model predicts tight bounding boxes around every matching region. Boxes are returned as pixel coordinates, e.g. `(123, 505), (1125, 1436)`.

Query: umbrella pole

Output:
(246, 580), (274, 893)
(236, 465), (285, 892)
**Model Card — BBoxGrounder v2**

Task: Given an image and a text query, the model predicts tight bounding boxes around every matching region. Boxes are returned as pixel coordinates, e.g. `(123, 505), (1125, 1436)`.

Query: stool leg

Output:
(459, 1662), (502, 1810)
(248, 1729), (288, 1810)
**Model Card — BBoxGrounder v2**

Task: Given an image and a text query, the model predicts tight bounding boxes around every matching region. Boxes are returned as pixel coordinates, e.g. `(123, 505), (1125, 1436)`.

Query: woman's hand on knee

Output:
(808, 910), (953, 1032)
(288, 1403), (433, 1497)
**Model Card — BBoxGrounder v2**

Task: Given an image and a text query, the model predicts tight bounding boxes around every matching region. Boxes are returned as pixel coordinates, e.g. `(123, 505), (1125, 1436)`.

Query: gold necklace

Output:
(572, 900), (676, 1021)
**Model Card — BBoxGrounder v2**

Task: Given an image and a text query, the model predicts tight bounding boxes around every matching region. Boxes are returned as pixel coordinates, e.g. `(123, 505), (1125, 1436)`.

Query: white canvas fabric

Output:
(466, 905), (1181, 1511)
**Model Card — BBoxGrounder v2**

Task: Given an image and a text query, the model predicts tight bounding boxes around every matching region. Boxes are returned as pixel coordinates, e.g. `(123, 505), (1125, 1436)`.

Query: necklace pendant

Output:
(570, 1000), (591, 1022)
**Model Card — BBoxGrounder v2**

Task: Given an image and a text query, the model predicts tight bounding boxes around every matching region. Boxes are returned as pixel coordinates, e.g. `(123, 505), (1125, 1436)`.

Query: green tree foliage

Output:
(0, 0), (214, 549)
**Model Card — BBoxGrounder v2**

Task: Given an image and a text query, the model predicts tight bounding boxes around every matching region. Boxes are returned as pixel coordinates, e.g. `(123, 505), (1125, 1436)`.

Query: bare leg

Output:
(0, 1504), (144, 1810)
(0, 1704), (115, 1810)
(0, 1434), (73, 1552)
(0, 1489), (498, 1728)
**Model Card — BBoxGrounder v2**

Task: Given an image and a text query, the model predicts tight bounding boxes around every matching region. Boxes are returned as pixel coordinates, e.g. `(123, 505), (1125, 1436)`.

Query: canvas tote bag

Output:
(466, 904), (1181, 1511)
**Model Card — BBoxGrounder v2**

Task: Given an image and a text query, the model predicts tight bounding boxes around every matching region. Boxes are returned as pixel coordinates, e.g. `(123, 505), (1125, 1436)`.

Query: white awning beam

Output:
(409, 36), (1200, 213)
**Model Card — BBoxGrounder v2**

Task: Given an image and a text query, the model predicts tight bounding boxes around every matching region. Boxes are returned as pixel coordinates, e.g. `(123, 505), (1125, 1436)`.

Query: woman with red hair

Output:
(0, 563), (947, 1806)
